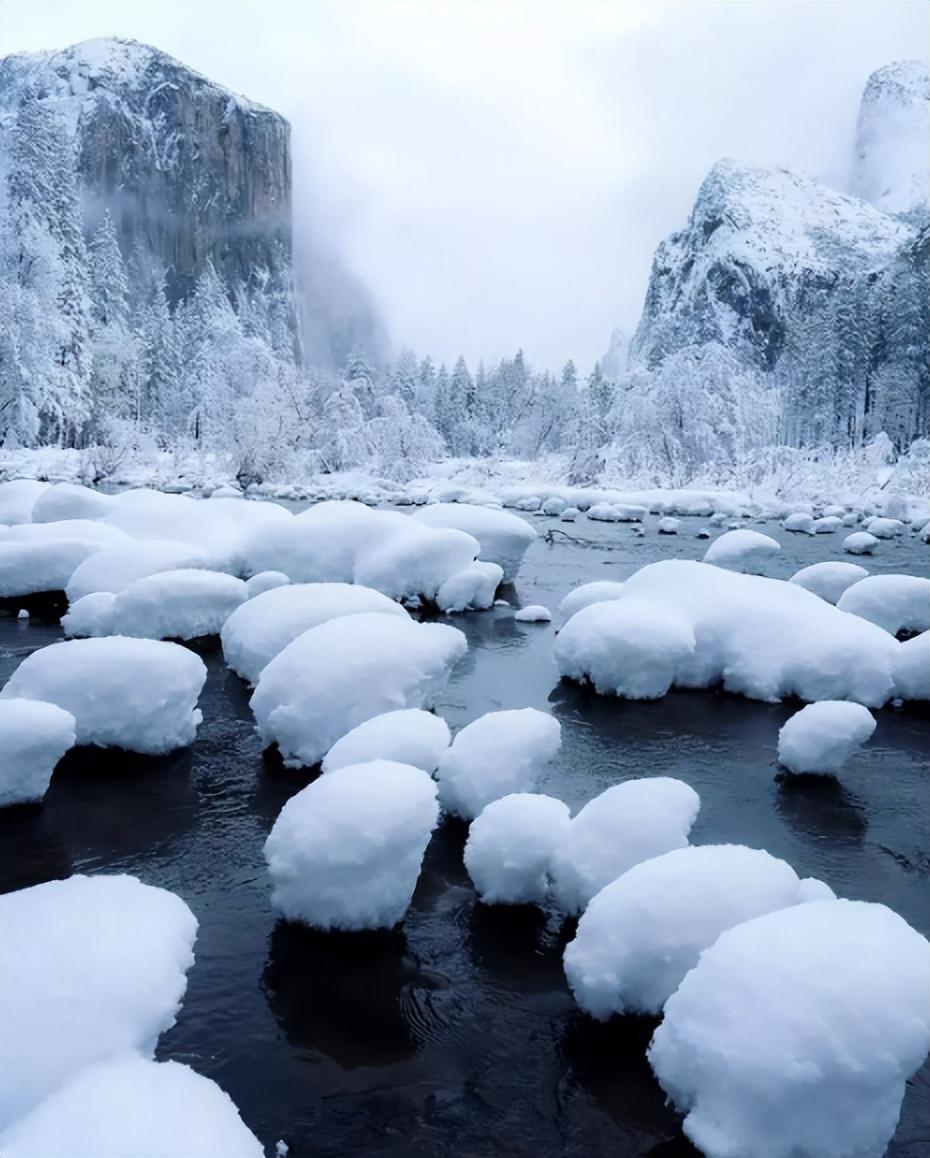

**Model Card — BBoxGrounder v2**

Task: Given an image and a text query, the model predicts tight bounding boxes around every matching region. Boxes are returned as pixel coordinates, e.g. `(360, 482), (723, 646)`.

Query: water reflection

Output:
(774, 772), (869, 845)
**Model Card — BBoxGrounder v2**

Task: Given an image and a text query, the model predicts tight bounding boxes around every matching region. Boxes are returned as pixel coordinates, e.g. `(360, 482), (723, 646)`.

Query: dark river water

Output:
(0, 514), (927, 1157)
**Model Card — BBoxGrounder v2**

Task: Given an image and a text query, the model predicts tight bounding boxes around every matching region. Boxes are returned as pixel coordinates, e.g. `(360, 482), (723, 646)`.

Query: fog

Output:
(2, 0), (926, 370)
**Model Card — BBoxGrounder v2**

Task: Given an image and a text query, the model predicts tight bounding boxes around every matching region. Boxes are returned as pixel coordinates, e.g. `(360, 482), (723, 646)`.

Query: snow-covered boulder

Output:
(559, 560), (899, 707)
(435, 560), (503, 612)
(251, 612), (466, 767)
(0, 699), (76, 807)
(66, 539), (211, 603)
(104, 489), (241, 569)
(777, 701), (876, 774)
(865, 515), (904, 539)
(514, 496), (541, 512)
(412, 502), (536, 583)
(0, 874), (197, 1130)
(0, 538), (108, 598)
(836, 574), (930, 637)
(788, 561), (869, 604)
(560, 506), (579, 522)
(264, 759), (439, 929)
(1, 637), (206, 754)
(244, 570), (289, 597)
(557, 580), (626, 625)
(0, 479), (47, 525)
(541, 497), (567, 516)
(648, 900), (930, 1158)
(656, 516), (680, 534)
(843, 529), (879, 555)
(221, 582), (408, 685)
(64, 569), (248, 641)
(354, 521), (480, 603)
(555, 599), (695, 699)
(586, 503), (621, 522)
(893, 632), (929, 701)
(0, 1055), (263, 1158)
(322, 709), (450, 775)
(702, 528), (780, 574)
(0, 518), (128, 547)
(435, 708), (561, 820)
(810, 515), (843, 534)
(514, 604), (551, 623)
(31, 482), (114, 524)
(564, 845), (812, 1018)
(463, 793), (571, 905)
(783, 512), (814, 533)
(550, 778), (701, 916)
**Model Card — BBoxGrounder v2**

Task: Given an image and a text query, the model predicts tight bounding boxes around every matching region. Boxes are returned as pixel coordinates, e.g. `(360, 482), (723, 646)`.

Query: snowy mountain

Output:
(852, 60), (929, 220)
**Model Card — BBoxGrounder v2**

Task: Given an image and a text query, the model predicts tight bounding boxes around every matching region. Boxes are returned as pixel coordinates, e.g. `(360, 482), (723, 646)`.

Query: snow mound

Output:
(893, 632), (929, 701)
(435, 708), (562, 820)
(542, 497), (566, 516)
(264, 759), (439, 929)
(783, 512), (814, 533)
(656, 516), (680, 534)
(464, 793), (571, 904)
(66, 538), (210, 602)
(789, 561), (869, 604)
(836, 574), (930, 636)
(355, 521), (480, 603)
(514, 604), (551, 623)
(0, 479), (47, 525)
(559, 560), (900, 706)
(64, 569), (247, 640)
(810, 515), (843, 533)
(244, 570), (290, 597)
(0, 538), (107, 598)
(550, 778), (701, 916)
(865, 516), (903, 539)
(1, 637), (206, 753)
(412, 502), (536, 583)
(777, 701), (876, 774)
(221, 582), (408, 685)
(31, 482), (114, 523)
(564, 845), (810, 1018)
(322, 709), (451, 774)
(0, 1054), (263, 1158)
(251, 612), (466, 767)
(555, 599), (695, 699)
(0, 874), (197, 1130)
(104, 489), (241, 570)
(557, 580), (626, 625)
(648, 900), (930, 1158)
(844, 530), (879, 555)
(586, 502), (623, 522)
(560, 507), (579, 522)
(436, 560), (503, 612)
(702, 528), (780, 574)
(0, 699), (76, 806)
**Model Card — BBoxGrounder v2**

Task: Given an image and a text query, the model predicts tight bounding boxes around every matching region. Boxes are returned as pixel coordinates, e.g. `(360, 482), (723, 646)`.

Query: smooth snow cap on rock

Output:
(322, 709), (451, 775)
(789, 561), (869, 604)
(557, 580), (626, 625)
(777, 701), (877, 774)
(264, 759), (439, 929)
(702, 528), (780, 574)
(464, 793), (571, 905)
(550, 778), (701, 916)
(656, 516), (680, 534)
(64, 569), (248, 640)
(866, 516), (904, 539)
(244, 570), (290, 597)
(0, 874), (197, 1130)
(810, 515), (843, 534)
(221, 582), (408, 685)
(435, 708), (562, 820)
(843, 530), (879, 555)
(648, 899), (930, 1158)
(836, 574), (930, 637)
(893, 632), (930, 700)
(436, 560), (503, 612)
(542, 497), (567, 516)
(783, 512), (814, 533)
(65, 538), (211, 602)
(251, 613), (466, 768)
(1, 637), (206, 754)
(0, 699), (76, 806)
(354, 520), (480, 603)
(0, 538), (106, 597)
(564, 845), (810, 1019)
(560, 507), (579, 521)
(0, 479), (47, 525)
(31, 482), (114, 523)
(586, 502), (622, 522)
(514, 604), (552, 623)
(0, 1055), (263, 1158)
(555, 599), (695, 699)
(567, 560), (900, 707)
(103, 489), (241, 570)
(412, 503), (537, 583)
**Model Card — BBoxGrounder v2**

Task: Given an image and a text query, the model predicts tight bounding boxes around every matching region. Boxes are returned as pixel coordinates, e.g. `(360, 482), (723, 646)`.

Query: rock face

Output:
(852, 60), (929, 220)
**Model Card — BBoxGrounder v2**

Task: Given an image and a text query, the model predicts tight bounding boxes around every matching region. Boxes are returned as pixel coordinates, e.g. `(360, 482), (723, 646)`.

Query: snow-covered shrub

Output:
(435, 708), (561, 820)
(788, 561), (869, 604)
(1, 637), (206, 753)
(322, 709), (451, 775)
(464, 793), (571, 905)
(564, 844), (812, 1018)
(648, 900), (930, 1158)
(250, 612), (466, 767)
(0, 699), (75, 806)
(550, 778), (701, 916)
(263, 760), (439, 929)
(836, 574), (930, 636)
(777, 701), (876, 774)
(0, 874), (197, 1130)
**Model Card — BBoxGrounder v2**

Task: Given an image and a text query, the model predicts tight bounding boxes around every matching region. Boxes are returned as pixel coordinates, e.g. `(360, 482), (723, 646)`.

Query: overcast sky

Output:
(2, 0), (927, 370)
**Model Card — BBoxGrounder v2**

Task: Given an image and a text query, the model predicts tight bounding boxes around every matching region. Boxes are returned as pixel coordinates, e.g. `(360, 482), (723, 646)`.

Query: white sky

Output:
(1, 0), (927, 370)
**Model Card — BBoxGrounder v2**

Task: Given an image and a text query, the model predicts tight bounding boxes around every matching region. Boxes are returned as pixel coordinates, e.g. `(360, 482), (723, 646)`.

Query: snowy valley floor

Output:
(1, 512), (927, 1157)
